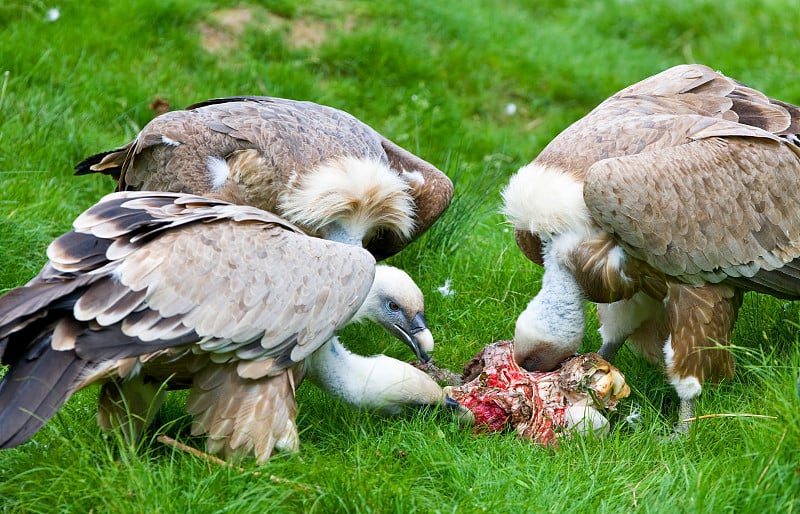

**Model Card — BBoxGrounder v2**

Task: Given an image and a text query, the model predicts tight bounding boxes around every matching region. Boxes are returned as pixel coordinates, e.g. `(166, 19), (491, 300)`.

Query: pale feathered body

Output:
(0, 192), (445, 462)
(502, 64), (800, 428)
(76, 96), (453, 259)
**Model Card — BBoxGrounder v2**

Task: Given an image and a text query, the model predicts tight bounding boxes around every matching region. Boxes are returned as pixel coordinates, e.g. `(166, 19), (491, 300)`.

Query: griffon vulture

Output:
(502, 63), (800, 431)
(75, 96), (454, 260)
(0, 192), (450, 462)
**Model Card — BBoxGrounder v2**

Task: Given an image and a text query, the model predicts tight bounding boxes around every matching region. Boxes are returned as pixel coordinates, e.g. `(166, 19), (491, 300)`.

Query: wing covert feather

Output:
(116, 217), (375, 375)
(585, 137), (800, 284)
(41, 192), (374, 374)
(534, 64), (796, 177)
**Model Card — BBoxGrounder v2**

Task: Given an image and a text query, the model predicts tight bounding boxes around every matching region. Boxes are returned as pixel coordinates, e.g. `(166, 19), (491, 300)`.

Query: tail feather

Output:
(0, 335), (90, 448)
(74, 148), (126, 180)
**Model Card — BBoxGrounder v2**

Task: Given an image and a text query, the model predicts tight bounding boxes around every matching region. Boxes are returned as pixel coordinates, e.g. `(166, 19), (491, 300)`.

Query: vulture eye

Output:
(388, 301), (400, 312)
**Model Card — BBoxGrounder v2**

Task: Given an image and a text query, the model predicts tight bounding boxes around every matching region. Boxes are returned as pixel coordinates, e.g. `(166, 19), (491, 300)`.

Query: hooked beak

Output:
(391, 312), (433, 362)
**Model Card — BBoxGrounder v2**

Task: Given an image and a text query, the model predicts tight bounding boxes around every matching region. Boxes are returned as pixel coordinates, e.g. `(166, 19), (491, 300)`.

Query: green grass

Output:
(2, 0), (800, 512)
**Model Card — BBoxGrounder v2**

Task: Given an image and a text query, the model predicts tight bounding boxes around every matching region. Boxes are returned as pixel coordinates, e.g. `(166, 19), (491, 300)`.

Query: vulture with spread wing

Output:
(502, 64), (800, 430)
(0, 192), (450, 462)
(75, 96), (453, 260)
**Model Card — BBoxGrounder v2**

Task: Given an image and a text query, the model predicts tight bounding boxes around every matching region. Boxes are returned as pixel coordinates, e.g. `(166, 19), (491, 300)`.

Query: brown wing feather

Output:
(117, 98), (389, 205)
(119, 109), (239, 193)
(534, 65), (732, 175)
(0, 338), (95, 448)
(584, 136), (800, 289)
(534, 64), (799, 177)
(0, 191), (375, 450)
(68, 195), (376, 376)
(726, 258), (800, 299)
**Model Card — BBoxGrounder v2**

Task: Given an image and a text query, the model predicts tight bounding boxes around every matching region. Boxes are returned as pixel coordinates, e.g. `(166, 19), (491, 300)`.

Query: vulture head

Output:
(501, 63), (800, 432)
(351, 264), (434, 362)
(0, 191), (451, 462)
(74, 96), (453, 261)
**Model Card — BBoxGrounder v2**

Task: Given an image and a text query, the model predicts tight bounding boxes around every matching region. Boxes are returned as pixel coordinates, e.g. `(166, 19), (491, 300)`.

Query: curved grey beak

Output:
(391, 312), (433, 362)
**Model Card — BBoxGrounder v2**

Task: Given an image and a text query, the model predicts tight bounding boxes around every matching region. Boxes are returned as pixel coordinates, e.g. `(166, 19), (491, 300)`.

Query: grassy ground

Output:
(1, 0), (800, 512)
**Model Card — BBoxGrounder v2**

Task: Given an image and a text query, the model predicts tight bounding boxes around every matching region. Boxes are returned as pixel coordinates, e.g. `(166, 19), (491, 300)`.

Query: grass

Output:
(2, 0), (800, 511)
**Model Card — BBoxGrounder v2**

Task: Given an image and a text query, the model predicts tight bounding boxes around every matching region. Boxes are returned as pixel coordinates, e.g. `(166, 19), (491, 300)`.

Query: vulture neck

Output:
(305, 336), (443, 416)
(320, 222), (367, 247)
(514, 234), (587, 370)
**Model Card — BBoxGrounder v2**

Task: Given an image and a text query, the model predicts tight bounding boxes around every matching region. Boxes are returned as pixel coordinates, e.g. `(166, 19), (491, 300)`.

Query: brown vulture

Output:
(0, 192), (452, 462)
(75, 96), (453, 261)
(502, 63), (800, 431)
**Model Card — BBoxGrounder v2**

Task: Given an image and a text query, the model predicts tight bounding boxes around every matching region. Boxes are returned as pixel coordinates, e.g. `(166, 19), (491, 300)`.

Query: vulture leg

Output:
(665, 283), (742, 433)
(674, 397), (696, 436)
(186, 363), (304, 464)
(97, 375), (168, 445)
(597, 292), (666, 362)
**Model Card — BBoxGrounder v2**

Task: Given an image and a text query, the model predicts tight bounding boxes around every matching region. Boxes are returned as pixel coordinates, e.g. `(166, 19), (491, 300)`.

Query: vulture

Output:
(0, 191), (451, 462)
(75, 96), (454, 260)
(501, 63), (800, 431)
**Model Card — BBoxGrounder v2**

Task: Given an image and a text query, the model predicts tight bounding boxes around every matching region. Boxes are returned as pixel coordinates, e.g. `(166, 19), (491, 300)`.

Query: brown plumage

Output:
(0, 192), (447, 462)
(75, 96), (453, 259)
(502, 64), (800, 430)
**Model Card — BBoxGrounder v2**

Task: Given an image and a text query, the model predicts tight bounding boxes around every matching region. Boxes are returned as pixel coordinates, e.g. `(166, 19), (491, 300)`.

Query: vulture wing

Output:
(577, 67), (800, 295)
(535, 64), (788, 177)
(0, 192), (375, 449)
(118, 97), (388, 198)
(584, 133), (800, 296)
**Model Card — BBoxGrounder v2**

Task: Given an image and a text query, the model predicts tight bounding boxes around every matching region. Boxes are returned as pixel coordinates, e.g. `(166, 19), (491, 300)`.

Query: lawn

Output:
(1, 0), (799, 512)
